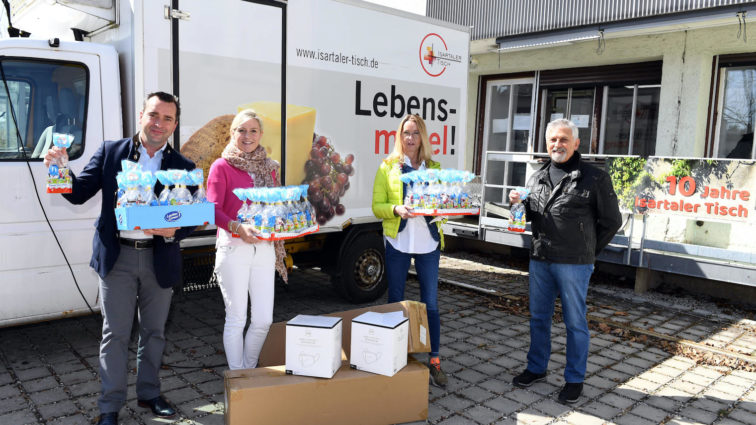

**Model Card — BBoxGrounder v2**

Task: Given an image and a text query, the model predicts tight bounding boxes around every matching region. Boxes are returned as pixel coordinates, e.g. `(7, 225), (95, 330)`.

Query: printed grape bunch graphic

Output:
(303, 133), (355, 225)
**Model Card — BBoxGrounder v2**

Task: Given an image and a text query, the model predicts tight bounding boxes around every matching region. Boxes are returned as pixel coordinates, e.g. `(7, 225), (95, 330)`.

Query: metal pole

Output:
(599, 85), (608, 154)
(627, 84), (638, 155)
(638, 213), (647, 268)
(625, 213), (634, 265)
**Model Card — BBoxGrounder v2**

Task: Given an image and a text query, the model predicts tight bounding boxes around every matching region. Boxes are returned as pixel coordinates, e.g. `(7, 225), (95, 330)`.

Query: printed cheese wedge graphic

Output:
(238, 102), (316, 185)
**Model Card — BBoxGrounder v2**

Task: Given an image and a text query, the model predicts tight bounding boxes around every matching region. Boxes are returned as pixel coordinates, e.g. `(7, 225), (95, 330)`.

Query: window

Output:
(0, 80), (31, 157)
(543, 87), (595, 154)
(0, 59), (88, 161)
(475, 63), (661, 214)
(712, 56), (756, 159)
(479, 77), (534, 204)
(601, 85), (660, 157)
(537, 61), (661, 156)
(538, 84), (660, 156)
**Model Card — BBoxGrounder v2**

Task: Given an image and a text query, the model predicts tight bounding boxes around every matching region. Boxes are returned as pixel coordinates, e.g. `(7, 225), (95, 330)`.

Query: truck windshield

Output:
(0, 59), (88, 161)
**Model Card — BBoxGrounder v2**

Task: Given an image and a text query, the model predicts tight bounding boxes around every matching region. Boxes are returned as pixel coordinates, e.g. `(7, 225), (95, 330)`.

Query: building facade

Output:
(429, 0), (756, 281)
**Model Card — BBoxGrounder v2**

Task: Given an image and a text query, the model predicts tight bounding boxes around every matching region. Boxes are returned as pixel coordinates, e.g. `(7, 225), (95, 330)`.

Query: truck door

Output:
(140, 0), (285, 181)
(0, 43), (104, 326)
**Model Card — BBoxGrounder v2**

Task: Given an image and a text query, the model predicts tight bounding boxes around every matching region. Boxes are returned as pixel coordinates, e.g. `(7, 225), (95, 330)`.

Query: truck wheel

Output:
(335, 232), (387, 303)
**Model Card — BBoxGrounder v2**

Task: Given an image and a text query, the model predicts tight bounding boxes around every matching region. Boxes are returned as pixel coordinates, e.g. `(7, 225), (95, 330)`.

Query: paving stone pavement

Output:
(436, 253), (756, 360)
(1, 251), (756, 424)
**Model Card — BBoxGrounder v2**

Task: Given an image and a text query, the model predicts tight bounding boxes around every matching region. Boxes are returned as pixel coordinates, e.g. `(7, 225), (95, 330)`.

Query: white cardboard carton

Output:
(350, 311), (409, 377)
(285, 315), (342, 379)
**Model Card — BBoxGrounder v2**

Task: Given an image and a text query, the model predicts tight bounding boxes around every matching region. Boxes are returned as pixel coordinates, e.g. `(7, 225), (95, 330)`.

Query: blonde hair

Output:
(388, 114), (432, 163)
(230, 109), (264, 138)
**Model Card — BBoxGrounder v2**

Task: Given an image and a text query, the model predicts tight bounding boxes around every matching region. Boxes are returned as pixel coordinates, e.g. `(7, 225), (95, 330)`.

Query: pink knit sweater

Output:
(207, 157), (276, 233)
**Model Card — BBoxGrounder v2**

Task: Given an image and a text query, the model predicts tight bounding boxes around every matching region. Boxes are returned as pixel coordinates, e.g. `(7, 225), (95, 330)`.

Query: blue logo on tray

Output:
(164, 211), (182, 222)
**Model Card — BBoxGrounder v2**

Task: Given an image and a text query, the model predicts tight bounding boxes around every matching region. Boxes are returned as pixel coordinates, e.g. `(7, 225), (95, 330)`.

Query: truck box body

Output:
(0, 0), (470, 326)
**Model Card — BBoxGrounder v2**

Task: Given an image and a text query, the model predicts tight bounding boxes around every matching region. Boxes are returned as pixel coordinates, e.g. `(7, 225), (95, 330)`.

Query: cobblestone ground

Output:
(1, 252), (755, 425)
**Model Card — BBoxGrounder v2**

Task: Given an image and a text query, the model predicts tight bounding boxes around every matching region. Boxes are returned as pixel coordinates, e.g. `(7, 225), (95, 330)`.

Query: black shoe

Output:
(512, 369), (547, 388)
(137, 395), (176, 418)
(558, 382), (583, 404)
(96, 412), (118, 425)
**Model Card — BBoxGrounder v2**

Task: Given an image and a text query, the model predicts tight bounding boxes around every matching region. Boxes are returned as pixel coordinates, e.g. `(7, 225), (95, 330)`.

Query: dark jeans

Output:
(385, 242), (441, 357)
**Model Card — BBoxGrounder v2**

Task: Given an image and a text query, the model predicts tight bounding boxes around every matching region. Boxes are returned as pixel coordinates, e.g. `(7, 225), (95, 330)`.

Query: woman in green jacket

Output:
(372, 114), (447, 387)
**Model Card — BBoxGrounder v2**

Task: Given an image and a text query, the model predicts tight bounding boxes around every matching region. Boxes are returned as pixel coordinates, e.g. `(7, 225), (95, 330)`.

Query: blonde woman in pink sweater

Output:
(207, 109), (287, 370)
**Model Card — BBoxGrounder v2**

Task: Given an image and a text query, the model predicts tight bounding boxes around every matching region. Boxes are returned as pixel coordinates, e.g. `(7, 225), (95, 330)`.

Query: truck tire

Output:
(334, 231), (387, 303)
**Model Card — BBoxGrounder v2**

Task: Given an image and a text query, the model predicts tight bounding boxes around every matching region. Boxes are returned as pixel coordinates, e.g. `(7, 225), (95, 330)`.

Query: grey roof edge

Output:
(495, 3), (756, 46)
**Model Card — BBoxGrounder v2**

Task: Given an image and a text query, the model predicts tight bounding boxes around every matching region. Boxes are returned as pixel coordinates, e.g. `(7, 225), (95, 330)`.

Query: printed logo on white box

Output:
(350, 311), (409, 377)
(285, 315), (342, 379)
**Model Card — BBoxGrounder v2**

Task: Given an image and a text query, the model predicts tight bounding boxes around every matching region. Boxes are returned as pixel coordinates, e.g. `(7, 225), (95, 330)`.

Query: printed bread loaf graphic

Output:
(181, 114), (234, 187)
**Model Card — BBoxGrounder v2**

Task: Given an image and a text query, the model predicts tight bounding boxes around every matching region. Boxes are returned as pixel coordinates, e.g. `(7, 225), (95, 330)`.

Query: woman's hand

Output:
(393, 205), (415, 219)
(237, 223), (262, 244)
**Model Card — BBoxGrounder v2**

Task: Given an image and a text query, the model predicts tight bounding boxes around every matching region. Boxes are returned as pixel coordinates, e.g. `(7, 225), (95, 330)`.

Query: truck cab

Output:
(0, 39), (122, 326)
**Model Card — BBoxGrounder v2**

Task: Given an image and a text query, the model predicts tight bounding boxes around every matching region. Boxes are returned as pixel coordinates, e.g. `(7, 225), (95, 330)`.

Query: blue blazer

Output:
(63, 135), (196, 288)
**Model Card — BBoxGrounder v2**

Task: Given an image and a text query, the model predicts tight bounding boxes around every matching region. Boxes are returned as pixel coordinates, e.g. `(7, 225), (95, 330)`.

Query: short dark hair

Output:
(143, 91), (181, 121)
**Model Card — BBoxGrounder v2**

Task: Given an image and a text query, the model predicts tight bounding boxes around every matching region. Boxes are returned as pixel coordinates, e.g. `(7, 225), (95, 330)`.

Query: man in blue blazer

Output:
(45, 92), (195, 425)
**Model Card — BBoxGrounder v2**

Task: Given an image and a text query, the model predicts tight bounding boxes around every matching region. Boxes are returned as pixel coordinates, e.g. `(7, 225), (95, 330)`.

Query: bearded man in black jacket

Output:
(509, 118), (622, 404)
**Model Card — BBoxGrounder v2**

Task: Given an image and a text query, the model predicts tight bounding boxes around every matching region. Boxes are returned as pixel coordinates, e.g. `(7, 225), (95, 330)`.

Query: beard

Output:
(549, 148), (568, 163)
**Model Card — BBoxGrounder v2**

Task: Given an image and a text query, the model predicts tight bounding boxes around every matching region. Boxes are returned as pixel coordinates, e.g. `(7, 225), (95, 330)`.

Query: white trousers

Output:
(215, 242), (276, 369)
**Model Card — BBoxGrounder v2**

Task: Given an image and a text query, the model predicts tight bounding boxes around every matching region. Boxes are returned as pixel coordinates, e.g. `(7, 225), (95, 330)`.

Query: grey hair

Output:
(545, 118), (579, 140)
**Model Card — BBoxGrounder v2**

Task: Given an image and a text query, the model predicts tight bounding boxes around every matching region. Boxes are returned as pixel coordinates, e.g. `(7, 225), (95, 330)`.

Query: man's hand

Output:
(508, 189), (522, 204)
(393, 205), (415, 219)
(144, 227), (179, 238)
(43, 146), (68, 167)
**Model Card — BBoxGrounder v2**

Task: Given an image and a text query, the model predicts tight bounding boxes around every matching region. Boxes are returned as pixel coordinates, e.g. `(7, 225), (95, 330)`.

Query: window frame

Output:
(537, 83), (662, 157)
(475, 71), (535, 174)
(474, 62), (662, 211)
(535, 61), (662, 157)
(708, 53), (756, 159)
(478, 75), (537, 206)
(0, 57), (90, 162)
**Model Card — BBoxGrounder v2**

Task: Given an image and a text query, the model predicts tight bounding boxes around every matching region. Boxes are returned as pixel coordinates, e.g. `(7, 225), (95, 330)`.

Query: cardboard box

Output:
(350, 311), (409, 377)
(285, 315), (342, 379)
(114, 202), (214, 230)
(225, 361), (428, 425)
(224, 302), (431, 425)
(258, 301), (430, 367)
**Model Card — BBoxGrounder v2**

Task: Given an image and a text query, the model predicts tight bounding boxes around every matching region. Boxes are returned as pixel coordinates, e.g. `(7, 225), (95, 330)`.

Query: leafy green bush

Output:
(608, 157), (647, 210)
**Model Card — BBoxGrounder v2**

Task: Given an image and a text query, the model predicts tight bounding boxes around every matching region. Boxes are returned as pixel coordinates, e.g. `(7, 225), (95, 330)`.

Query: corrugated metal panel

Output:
(427, 0), (755, 40)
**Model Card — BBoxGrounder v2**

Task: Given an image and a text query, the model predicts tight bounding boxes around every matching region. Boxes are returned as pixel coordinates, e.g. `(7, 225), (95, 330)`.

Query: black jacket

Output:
(523, 153), (622, 264)
(63, 135), (196, 288)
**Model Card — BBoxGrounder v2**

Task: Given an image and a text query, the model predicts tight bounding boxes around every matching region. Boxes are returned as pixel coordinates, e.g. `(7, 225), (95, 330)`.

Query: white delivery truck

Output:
(0, 0), (469, 326)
